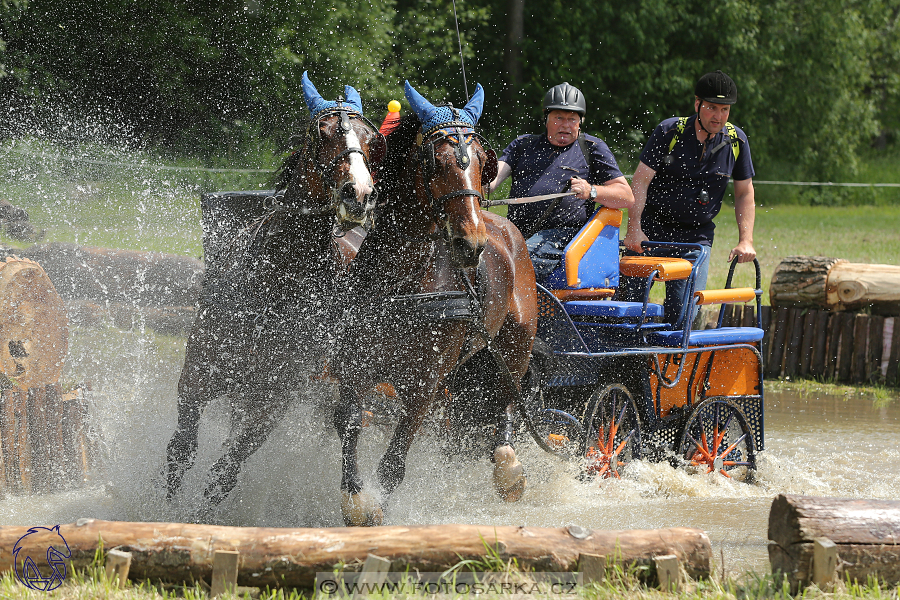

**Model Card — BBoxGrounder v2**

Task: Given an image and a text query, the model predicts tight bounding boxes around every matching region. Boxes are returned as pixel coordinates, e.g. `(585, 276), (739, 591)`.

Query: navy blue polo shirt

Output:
(639, 114), (755, 245)
(500, 133), (624, 232)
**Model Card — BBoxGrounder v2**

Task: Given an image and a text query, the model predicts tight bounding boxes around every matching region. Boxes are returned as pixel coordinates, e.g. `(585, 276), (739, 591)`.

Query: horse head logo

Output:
(13, 525), (71, 591)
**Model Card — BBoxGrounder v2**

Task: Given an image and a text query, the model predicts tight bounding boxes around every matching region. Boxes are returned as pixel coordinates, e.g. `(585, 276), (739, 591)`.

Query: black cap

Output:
(542, 82), (586, 116)
(695, 70), (737, 105)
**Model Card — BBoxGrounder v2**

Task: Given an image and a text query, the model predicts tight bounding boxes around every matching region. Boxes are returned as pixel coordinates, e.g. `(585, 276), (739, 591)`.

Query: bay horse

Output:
(164, 72), (384, 516)
(334, 82), (537, 526)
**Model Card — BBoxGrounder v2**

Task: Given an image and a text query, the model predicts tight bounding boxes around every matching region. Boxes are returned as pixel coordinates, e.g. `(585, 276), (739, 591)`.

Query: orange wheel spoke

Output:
(720, 469), (732, 478)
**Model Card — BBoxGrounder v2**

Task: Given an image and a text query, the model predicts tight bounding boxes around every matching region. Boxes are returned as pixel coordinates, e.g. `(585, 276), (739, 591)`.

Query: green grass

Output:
(2, 563), (897, 600)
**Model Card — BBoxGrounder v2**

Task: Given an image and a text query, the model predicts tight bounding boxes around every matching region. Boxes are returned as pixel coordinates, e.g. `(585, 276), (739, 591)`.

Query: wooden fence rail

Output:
(698, 305), (900, 387)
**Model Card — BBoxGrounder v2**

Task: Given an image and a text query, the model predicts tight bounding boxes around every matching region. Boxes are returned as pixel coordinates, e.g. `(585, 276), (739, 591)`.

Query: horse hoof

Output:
(492, 446), (527, 502)
(341, 491), (384, 527)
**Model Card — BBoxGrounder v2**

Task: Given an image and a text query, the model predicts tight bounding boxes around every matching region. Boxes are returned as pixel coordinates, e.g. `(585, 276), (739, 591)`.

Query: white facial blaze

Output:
(461, 143), (482, 226)
(344, 129), (374, 200)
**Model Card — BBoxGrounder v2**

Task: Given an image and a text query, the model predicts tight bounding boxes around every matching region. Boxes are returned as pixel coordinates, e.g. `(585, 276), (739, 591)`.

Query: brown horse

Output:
(164, 73), (384, 517)
(334, 82), (537, 526)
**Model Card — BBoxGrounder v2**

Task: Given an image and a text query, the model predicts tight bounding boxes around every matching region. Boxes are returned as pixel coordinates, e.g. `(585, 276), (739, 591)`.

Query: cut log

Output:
(0, 520), (712, 589)
(771, 256), (900, 314)
(11, 242), (204, 307)
(769, 256), (846, 309)
(0, 257), (68, 389)
(768, 494), (900, 592)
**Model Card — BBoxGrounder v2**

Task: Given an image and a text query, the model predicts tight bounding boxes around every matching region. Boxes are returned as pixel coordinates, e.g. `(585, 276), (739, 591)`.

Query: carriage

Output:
(519, 207), (765, 482)
(170, 76), (762, 527)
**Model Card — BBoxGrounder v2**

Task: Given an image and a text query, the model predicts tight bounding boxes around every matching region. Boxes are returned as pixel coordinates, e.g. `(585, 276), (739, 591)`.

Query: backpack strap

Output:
(724, 122), (740, 160)
(665, 116), (740, 161)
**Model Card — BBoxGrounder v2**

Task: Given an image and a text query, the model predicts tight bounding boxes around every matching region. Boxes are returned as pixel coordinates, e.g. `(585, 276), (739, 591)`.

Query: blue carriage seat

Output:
(541, 208), (666, 321)
(645, 287), (765, 347)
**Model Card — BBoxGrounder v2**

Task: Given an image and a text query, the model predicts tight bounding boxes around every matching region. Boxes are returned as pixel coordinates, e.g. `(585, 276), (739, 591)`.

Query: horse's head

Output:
(404, 82), (498, 268)
(279, 72), (384, 229)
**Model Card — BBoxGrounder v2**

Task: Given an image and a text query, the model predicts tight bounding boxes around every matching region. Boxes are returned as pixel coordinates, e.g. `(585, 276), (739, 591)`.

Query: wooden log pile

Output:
(0, 519), (712, 589)
(1, 242), (204, 336)
(695, 255), (900, 387)
(769, 494), (900, 592)
(0, 256), (93, 492)
(697, 304), (900, 386)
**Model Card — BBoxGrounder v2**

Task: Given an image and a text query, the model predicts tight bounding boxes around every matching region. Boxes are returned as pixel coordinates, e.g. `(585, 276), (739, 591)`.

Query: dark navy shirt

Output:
(500, 133), (624, 233)
(639, 114), (755, 245)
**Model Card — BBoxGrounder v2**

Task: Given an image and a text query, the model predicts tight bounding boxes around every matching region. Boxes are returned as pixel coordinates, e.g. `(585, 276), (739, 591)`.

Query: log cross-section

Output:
(0, 520), (712, 589)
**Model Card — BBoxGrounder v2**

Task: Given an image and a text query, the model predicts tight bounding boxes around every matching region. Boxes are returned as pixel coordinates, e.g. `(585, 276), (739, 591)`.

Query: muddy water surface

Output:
(3, 326), (900, 576)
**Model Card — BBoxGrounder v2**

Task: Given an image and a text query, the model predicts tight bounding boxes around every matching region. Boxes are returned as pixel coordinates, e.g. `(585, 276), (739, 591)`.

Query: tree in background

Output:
(0, 0), (896, 181)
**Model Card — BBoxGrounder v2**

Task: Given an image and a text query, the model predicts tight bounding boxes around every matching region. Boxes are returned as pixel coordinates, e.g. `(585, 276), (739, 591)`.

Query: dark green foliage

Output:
(1, 0), (898, 186)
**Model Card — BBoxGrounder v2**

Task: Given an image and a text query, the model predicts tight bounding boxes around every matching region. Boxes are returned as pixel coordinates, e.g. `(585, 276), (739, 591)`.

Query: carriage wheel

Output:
(677, 397), (756, 482)
(582, 384), (641, 479)
(519, 360), (584, 458)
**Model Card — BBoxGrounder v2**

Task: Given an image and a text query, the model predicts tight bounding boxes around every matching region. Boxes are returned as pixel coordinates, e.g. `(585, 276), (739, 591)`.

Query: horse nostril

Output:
(452, 237), (483, 267)
(340, 182), (356, 201)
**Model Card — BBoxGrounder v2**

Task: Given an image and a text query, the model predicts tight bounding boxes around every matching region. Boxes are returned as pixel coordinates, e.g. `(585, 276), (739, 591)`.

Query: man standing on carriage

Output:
(488, 83), (634, 283)
(620, 70), (756, 326)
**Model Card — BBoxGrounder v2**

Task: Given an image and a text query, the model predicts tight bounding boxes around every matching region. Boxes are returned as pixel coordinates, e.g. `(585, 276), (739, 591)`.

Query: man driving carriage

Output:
(489, 83), (634, 283)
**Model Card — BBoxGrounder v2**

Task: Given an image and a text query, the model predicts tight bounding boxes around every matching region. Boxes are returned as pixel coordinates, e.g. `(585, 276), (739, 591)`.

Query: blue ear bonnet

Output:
(302, 71), (364, 118)
(404, 81), (484, 136)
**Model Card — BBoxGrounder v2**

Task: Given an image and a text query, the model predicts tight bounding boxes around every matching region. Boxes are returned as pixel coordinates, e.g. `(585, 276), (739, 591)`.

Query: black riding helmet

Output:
(695, 70), (737, 105)
(542, 82), (586, 116)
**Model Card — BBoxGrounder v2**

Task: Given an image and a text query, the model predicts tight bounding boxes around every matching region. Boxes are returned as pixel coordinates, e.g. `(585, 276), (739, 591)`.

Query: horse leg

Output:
(492, 402), (526, 502)
(335, 384), (383, 526)
(375, 384), (436, 497)
(193, 387), (291, 517)
(165, 389), (206, 500)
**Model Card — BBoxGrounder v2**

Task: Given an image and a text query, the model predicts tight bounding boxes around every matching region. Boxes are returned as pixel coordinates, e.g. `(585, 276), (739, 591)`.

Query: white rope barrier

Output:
(4, 146), (272, 174)
(6, 145), (900, 186)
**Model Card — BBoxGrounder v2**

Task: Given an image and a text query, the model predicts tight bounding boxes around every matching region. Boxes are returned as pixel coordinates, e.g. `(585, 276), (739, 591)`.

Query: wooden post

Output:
(838, 313), (855, 383)
(353, 554), (392, 599)
(866, 316), (885, 383)
(722, 304), (736, 328)
(742, 305), (756, 328)
(888, 318), (900, 386)
(105, 549), (132, 588)
(210, 550), (239, 598)
(812, 538), (837, 590)
(825, 313), (842, 381)
(760, 306), (772, 360)
(653, 554), (680, 592)
(783, 309), (804, 379)
(810, 311), (830, 379)
(578, 553), (607, 584)
(851, 315), (869, 384)
(798, 311), (816, 378)
(767, 307), (790, 378)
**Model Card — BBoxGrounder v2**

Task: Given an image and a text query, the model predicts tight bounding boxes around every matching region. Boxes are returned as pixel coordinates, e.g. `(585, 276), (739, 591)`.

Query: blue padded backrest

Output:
(544, 221), (621, 290)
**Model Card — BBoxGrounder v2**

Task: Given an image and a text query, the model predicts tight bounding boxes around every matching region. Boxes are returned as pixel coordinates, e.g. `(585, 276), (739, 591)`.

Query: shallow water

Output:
(3, 325), (900, 577)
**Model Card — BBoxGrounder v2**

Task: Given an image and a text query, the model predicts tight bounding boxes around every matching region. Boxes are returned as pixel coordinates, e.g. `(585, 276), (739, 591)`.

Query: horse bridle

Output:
(280, 107), (384, 218)
(416, 125), (497, 234)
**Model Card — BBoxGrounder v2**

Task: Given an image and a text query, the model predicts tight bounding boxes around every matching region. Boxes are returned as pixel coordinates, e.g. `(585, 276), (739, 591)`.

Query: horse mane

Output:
(375, 112), (422, 203)
(273, 118), (313, 192)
